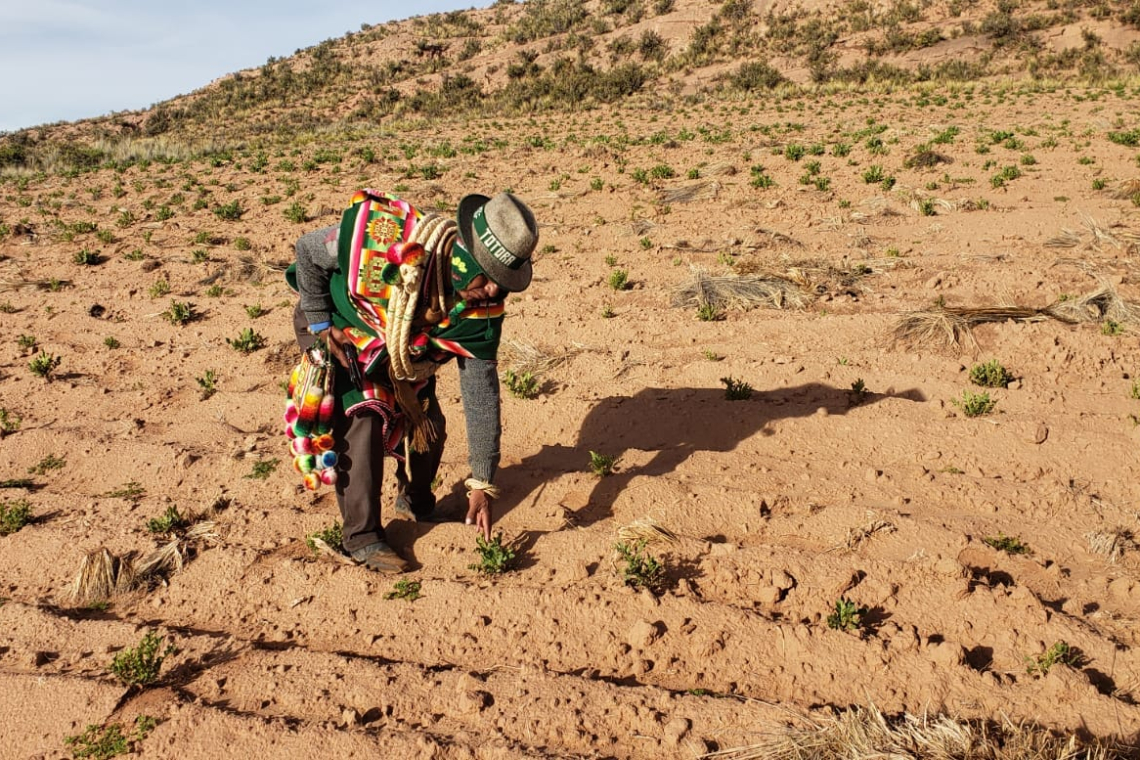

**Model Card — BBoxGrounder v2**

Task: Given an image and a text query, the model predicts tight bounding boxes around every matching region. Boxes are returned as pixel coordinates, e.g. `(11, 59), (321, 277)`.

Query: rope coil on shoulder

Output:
(385, 213), (458, 452)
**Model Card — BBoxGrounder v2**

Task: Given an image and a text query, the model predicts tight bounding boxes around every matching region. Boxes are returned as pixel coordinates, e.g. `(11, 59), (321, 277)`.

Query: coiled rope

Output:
(385, 213), (456, 452)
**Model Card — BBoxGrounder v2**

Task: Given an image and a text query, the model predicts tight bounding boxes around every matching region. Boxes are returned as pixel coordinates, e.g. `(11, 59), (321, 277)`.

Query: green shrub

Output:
(615, 539), (665, 591)
(305, 522), (343, 554)
(385, 578), (422, 601)
(227, 328), (266, 353)
(1025, 640), (1081, 676)
(608, 269), (630, 290)
(0, 499), (32, 535)
(983, 532), (1031, 555)
(504, 369), (540, 399)
(952, 390), (996, 417)
(110, 630), (173, 687)
(213, 200), (244, 221)
(469, 532), (517, 574)
(721, 376), (753, 400)
(969, 359), (1013, 388)
(146, 505), (188, 535)
(827, 597), (868, 631)
(29, 351), (61, 381)
(588, 450), (619, 477)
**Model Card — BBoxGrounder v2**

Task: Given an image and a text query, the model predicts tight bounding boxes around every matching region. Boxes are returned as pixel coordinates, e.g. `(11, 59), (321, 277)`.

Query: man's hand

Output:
(465, 489), (493, 541)
(320, 325), (350, 368)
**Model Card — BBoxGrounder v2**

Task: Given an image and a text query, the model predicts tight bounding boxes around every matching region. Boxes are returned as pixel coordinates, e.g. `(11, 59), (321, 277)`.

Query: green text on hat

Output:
(473, 205), (525, 270)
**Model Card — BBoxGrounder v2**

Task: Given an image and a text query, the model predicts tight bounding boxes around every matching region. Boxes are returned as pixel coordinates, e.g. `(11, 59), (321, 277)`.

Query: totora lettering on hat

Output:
(456, 191), (538, 293)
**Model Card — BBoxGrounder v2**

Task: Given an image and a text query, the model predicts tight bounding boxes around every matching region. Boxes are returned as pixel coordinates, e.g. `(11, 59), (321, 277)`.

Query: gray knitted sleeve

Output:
(294, 225), (340, 327)
(457, 356), (501, 483)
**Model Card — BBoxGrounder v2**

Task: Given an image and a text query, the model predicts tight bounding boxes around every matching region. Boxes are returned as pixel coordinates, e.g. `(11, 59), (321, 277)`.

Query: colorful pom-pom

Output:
(319, 468), (338, 486)
(313, 433), (335, 452)
(285, 425), (297, 439)
(293, 454), (316, 474)
(291, 436), (313, 455)
(284, 402), (299, 424)
(318, 450), (338, 469)
(302, 472), (321, 491)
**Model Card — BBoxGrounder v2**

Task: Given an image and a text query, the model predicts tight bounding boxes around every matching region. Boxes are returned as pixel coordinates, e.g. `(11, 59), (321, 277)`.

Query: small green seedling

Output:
(65, 716), (157, 760)
(969, 359), (1013, 388)
(110, 630), (174, 687)
(827, 597), (868, 632)
(0, 408), (21, 436)
(1131, 380), (1140, 400)
(983, 532), (1031, 555)
(305, 522), (343, 555)
(29, 351), (61, 381)
(102, 482), (145, 501)
(148, 279), (170, 298)
(952, 390), (996, 417)
(162, 300), (195, 326)
(1025, 640), (1081, 676)
(504, 369), (540, 399)
(600, 303), (616, 318)
(245, 458), (279, 480)
(146, 505), (188, 535)
(245, 303), (265, 319)
(721, 376), (753, 401)
(703, 349), (722, 361)
(615, 539), (665, 592)
(608, 268), (630, 291)
(196, 370), (218, 400)
(696, 303), (723, 321)
(28, 454), (65, 476)
(0, 499), (32, 536)
(1102, 319), (1124, 336)
(469, 532), (517, 575)
(850, 378), (867, 404)
(17, 334), (36, 352)
(227, 328), (266, 353)
(104, 336), (120, 349)
(385, 578), (422, 601)
(588, 450), (619, 477)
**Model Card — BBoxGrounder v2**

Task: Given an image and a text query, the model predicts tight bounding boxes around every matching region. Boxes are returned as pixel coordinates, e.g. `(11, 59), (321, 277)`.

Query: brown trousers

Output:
(292, 303), (445, 552)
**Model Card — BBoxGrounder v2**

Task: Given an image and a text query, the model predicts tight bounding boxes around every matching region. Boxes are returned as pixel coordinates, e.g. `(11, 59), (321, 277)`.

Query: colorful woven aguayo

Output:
(341, 190), (422, 337)
(284, 340), (339, 491)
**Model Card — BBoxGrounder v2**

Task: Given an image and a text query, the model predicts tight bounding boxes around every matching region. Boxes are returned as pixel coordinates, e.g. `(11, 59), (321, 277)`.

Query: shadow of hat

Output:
(457, 192), (538, 292)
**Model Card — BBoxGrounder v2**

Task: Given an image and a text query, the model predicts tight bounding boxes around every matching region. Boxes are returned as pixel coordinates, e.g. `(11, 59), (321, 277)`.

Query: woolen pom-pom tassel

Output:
(313, 433), (335, 452)
(318, 450), (338, 469)
(319, 468), (337, 486)
(302, 472), (321, 491)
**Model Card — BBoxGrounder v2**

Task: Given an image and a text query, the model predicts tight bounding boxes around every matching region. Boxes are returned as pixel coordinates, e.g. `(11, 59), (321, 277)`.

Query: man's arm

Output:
(294, 225), (340, 331)
(457, 356), (501, 539)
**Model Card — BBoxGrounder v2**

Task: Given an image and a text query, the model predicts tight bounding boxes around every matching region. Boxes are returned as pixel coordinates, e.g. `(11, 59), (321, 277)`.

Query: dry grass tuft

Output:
(673, 268), (814, 311)
(700, 704), (1134, 759)
(616, 517), (679, 546)
(500, 339), (587, 377)
(69, 510), (221, 606)
(1086, 529), (1136, 563)
(1045, 228), (1083, 248)
(840, 519), (897, 551)
(1110, 178), (1140, 200)
(1047, 285), (1140, 327)
(892, 284), (1140, 351)
(660, 181), (721, 204)
(892, 305), (1050, 350)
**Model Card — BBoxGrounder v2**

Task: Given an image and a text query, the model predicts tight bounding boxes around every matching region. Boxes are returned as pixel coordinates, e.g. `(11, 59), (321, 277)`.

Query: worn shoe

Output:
(348, 541), (410, 573)
(394, 492), (437, 522)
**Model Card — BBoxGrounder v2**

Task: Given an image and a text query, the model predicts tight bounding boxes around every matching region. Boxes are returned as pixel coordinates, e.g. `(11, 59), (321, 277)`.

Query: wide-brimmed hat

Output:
(456, 191), (538, 293)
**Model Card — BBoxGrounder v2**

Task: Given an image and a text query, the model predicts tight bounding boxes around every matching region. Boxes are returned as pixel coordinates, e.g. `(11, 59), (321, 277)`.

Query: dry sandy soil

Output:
(3, 45), (1140, 760)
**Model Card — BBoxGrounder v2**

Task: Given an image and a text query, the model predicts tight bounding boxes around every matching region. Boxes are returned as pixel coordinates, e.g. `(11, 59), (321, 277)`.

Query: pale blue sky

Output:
(0, 1), (479, 133)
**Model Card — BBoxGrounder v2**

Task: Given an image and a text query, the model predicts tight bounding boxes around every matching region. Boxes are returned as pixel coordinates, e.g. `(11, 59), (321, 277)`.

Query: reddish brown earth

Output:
(2, 43), (1140, 760)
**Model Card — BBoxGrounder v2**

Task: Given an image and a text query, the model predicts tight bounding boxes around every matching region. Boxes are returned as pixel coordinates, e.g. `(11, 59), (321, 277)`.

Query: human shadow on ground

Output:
(490, 382), (926, 529)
